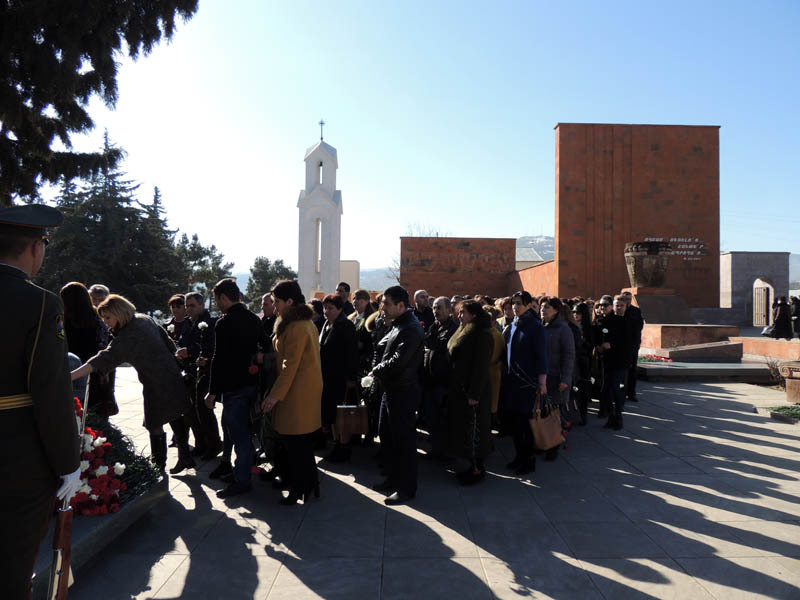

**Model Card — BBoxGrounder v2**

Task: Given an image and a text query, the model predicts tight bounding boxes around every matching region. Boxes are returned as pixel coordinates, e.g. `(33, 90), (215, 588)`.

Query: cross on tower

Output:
(319, 119), (325, 141)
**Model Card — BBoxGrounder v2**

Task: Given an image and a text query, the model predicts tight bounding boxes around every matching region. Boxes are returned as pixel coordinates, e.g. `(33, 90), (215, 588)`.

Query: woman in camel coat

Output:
(263, 280), (323, 504)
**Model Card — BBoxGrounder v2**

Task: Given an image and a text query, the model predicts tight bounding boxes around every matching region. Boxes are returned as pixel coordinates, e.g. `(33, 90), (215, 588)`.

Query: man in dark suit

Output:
(594, 295), (632, 430)
(621, 291), (644, 402)
(335, 281), (355, 317)
(370, 285), (424, 505)
(0, 205), (81, 599)
(176, 291), (220, 460)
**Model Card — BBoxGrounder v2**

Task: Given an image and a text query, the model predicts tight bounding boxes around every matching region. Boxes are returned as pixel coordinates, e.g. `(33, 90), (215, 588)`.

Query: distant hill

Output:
(517, 235), (555, 261)
(360, 268), (397, 292)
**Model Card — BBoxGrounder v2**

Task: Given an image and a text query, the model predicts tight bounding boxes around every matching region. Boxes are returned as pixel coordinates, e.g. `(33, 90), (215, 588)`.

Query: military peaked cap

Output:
(0, 204), (64, 230)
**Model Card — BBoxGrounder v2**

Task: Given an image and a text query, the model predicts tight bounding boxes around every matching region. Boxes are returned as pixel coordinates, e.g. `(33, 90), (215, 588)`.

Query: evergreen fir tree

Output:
(0, 0), (199, 205)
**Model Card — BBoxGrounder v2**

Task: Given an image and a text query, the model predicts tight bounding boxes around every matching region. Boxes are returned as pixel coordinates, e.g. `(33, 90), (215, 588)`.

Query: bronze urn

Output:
(624, 241), (672, 288)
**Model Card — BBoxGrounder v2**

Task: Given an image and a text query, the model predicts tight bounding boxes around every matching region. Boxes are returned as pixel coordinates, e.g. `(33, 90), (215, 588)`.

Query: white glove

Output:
(56, 467), (82, 502)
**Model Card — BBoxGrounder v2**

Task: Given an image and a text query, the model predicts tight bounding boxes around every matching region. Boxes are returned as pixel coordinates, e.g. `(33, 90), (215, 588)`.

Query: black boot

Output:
(169, 418), (196, 474)
(150, 433), (168, 472)
(612, 411), (624, 430)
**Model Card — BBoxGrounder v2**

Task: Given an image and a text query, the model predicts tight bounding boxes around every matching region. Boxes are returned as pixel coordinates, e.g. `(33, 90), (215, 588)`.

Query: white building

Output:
(297, 139), (342, 296)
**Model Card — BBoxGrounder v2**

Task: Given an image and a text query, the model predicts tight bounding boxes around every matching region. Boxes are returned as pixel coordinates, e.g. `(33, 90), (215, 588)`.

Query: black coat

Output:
(773, 303), (793, 340)
(414, 305), (435, 332)
(424, 317), (459, 387)
(319, 312), (358, 425)
(208, 303), (264, 395)
(624, 305), (644, 347)
(593, 313), (631, 370)
(373, 310), (424, 395)
(500, 310), (548, 415)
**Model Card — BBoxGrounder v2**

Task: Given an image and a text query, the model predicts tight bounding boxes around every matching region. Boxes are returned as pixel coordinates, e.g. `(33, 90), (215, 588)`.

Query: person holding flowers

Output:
(70, 294), (196, 474)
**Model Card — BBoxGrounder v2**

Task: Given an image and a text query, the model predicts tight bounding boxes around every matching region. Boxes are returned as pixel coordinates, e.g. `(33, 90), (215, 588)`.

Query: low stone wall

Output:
(691, 306), (750, 326)
(642, 324), (739, 348)
(729, 336), (800, 361)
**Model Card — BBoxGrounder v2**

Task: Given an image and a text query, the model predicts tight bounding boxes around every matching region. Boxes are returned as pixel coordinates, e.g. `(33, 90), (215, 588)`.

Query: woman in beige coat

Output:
(263, 280), (323, 505)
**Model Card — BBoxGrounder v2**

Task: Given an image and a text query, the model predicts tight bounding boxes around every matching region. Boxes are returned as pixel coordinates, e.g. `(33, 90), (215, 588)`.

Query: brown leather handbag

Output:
(529, 394), (565, 451)
(333, 388), (369, 442)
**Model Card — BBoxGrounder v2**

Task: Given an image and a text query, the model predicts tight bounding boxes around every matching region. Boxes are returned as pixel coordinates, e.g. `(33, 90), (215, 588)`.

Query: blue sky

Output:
(68, 0), (799, 271)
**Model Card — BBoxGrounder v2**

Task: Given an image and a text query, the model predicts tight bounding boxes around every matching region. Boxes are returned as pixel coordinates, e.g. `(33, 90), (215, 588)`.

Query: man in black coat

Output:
(336, 281), (355, 317)
(594, 295), (631, 430)
(205, 279), (264, 498)
(422, 296), (459, 458)
(0, 205), (81, 599)
(413, 289), (435, 333)
(371, 285), (424, 505)
(177, 291), (220, 460)
(621, 291), (644, 402)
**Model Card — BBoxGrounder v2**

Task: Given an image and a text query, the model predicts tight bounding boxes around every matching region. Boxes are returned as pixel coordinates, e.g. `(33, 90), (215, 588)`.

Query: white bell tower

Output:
(297, 122), (342, 297)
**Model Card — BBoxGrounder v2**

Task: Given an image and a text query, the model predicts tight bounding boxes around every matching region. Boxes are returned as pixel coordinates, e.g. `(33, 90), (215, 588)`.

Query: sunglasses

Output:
(598, 303), (610, 307)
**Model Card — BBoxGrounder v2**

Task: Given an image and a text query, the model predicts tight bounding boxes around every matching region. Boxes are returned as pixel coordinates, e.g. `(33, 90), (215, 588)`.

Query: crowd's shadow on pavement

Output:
(69, 381), (800, 599)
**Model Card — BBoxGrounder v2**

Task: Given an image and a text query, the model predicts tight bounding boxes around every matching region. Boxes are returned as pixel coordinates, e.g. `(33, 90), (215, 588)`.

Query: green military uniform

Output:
(0, 205), (79, 599)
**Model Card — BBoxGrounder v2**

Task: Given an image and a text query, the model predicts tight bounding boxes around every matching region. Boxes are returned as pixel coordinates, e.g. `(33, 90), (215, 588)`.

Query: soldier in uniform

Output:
(0, 205), (81, 600)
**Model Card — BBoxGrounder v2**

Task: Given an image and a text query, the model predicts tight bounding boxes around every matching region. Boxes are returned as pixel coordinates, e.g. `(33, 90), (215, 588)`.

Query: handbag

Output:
(529, 395), (565, 451)
(333, 388), (369, 442)
(761, 324), (776, 338)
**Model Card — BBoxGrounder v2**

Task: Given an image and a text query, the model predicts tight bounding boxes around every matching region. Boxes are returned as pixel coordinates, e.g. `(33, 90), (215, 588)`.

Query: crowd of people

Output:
(1, 204), (652, 597)
(64, 275), (648, 507)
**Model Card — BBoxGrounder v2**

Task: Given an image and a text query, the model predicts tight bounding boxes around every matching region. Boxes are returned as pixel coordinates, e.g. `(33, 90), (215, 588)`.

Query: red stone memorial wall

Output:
(554, 123), (720, 307)
(399, 237), (516, 298)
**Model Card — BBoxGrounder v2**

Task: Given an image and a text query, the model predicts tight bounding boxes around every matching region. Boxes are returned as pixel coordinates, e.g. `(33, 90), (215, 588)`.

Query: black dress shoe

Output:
(209, 460), (233, 479)
(216, 481), (252, 498)
(372, 479), (394, 494)
(169, 456), (196, 475)
(628, 396), (638, 402)
(384, 491), (415, 505)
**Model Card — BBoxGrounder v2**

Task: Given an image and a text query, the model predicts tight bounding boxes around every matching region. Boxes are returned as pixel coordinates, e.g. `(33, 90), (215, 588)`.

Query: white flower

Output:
(79, 483), (92, 494)
(83, 440), (94, 453)
(94, 465), (109, 476)
(361, 375), (374, 389)
(90, 494), (98, 501)
(602, 328), (609, 334)
(590, 377), (595, 384)
(83, 433), (94, 444)
(198, 321), (208, 330)
(92, 436), (107, 448)
(80, 460), (90, 472)
(167, 324), (175, 333)
(113, 463), (126, 476)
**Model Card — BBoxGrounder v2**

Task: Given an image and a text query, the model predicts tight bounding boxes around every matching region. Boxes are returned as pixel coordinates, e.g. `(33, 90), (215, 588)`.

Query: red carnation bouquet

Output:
(69, 398), (127, 516)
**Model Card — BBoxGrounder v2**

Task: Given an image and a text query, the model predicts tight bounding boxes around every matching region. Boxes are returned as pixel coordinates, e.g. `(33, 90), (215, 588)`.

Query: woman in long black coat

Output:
(319, 294), (358, 462)
(70, 294), (194, 474)
(773, 296), (793, 340)
(447, 300), (493, 485)
(60, 282), (118, 417)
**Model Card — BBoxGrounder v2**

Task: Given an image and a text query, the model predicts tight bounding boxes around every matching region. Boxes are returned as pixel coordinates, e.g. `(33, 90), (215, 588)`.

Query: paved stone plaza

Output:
(69, 367), (800, 599)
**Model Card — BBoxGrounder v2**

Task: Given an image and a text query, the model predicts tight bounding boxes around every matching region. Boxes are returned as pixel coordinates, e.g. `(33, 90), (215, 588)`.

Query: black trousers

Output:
(379, 387), (419, 496)
(0, 480), (56, 600)
(275, 432), (318, 495)
(602, 368), (627, 418)
(627, 346), (640, 400)
(194, 371), (220, 450)
(503, 411), (534, 461)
